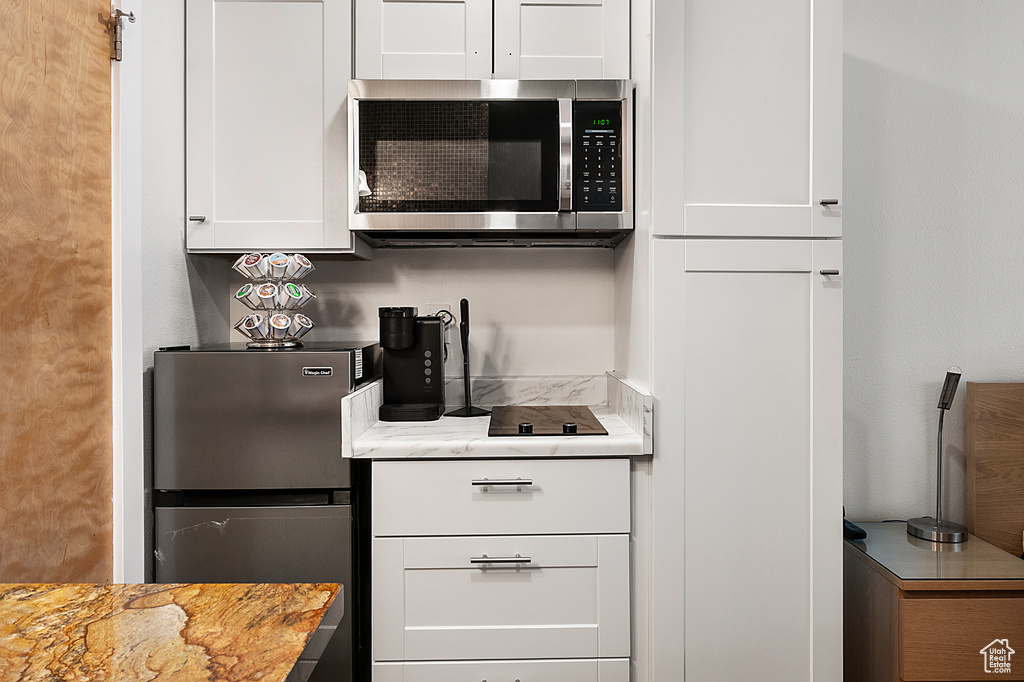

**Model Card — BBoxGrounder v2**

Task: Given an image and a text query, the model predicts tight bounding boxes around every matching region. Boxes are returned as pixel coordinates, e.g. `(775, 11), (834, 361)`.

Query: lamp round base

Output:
(906, 517), (969, 543)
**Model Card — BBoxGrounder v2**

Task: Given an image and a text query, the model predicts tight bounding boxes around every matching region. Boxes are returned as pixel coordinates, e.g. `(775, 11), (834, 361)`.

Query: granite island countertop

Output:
(342, 373), (653, 459)
(0, 582), (341, 682)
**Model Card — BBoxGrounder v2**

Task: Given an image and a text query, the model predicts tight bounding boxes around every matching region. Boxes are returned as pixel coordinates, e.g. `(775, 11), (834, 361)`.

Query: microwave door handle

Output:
(558, 98), (573, 211)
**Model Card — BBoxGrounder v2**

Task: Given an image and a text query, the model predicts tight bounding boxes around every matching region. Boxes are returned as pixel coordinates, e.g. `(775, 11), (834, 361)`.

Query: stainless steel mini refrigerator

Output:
(153, 342), (380, 682)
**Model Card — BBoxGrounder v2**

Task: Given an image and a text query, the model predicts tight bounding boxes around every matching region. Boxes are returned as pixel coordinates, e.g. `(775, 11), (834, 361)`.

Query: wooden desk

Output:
(0, 582), (342, 682)
(845, 523), (1024, 681)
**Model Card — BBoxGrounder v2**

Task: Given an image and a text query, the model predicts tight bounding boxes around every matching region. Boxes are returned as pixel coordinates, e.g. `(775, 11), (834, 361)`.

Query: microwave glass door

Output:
(357, 101), (560, 213)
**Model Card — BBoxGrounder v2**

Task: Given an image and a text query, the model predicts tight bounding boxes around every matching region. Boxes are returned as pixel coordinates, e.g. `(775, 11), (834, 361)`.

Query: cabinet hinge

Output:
(107, 8), (136, 62)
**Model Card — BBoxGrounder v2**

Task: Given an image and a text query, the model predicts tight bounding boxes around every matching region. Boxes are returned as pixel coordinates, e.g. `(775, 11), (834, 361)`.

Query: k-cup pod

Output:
(268, 252), (290, 279)
(231, 254), (250, 278)
(286, 253), (314, 279)
(235, 282), (260, 310)
(237, 253), (264, 279)
(256, 254), (271, 279)
(233, 316), (253, 339)
(280, 282), (305, 310)
(290, 313), (315, 339)
(243, 313), (269, 339)
(270, 313), (292, 340)
(256, 282), (278, 310)
(298, 284), (316, 307)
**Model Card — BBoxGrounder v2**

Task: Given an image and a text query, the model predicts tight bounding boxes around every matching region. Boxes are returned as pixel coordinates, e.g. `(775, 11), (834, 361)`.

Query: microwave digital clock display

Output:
(574, 101), (623, 212)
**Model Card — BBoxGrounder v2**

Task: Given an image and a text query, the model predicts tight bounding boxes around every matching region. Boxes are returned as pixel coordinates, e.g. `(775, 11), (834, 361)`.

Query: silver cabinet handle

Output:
(819, 199), (839, 206)
(470, 554), (532, 564)
(820, 269), (840, 276)
(558, 97), (573, 211)
(471, 478), (533, 487)
(188, 215), (207, 223)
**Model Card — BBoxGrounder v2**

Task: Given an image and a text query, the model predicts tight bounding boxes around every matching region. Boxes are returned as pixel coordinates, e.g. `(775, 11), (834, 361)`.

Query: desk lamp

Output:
(907, 367), (968, 543)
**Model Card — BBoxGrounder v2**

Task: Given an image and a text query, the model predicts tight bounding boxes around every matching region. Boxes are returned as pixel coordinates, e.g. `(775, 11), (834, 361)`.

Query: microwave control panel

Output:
(574, 101), (623, 212)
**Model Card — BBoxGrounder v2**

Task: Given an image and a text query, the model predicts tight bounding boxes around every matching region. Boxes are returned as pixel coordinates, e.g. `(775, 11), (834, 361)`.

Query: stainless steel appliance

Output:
(378, 307), (446, 421)
(348, 79), (633, 247)
(153, 342), (380, 682)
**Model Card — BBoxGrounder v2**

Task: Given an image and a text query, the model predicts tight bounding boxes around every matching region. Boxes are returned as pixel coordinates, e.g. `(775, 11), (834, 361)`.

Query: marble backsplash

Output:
(607, 371), (654, 454)
(445, 375), (606, 408)
(341, 380), (381, 458)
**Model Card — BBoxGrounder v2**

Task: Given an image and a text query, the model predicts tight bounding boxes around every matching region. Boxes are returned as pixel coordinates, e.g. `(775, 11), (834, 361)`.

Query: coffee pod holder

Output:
(231, 253), (316, 349)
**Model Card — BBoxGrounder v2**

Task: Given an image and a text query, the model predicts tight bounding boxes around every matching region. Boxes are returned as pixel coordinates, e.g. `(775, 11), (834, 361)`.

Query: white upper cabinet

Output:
(652, 0), (841, 237)
(493, 0), (630, 79)
(354, 0), (629, 79)
(354, 0), (493, 79)
(186, 0), (367, 254)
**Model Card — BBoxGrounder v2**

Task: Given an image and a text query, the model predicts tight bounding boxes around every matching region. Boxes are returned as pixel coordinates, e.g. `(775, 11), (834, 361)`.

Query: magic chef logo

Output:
(981, 639), (1015, 674)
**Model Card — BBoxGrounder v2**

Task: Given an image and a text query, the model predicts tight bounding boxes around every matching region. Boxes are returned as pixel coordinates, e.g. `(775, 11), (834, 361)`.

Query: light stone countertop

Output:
(343, 373), (652, 459)
(352, 404), (641, 459)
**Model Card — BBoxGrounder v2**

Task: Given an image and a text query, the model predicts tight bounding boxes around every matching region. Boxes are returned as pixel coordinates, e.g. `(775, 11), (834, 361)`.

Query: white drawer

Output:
(372, 458), (630, 536)
(372, 658), (630, 682)
(372, 535), (630, 662)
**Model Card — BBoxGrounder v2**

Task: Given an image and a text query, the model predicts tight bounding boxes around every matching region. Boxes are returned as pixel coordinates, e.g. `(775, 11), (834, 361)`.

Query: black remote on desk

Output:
(844, 519), (867, 540)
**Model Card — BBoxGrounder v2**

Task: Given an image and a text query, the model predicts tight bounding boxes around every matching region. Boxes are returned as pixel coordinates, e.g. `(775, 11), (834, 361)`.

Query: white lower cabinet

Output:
(372, 458), (630, 537)
(373, 658), (630, 682)
(371, 458), (631, 680)
(374, 535), (629, 661)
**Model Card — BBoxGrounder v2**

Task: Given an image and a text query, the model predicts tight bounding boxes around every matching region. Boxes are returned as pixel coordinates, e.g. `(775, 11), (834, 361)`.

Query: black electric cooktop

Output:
(487, 405), (608, 437)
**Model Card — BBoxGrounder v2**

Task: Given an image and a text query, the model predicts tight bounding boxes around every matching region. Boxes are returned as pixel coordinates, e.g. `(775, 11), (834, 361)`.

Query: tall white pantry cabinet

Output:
(650, 0), (843, 681)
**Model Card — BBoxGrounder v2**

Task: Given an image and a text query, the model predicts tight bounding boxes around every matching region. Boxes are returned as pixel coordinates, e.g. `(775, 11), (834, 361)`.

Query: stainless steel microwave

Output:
(348, 79), (633, 247)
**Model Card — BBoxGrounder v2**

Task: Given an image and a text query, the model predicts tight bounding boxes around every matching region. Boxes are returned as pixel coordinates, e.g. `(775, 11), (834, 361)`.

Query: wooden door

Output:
(0, 0), (113, 581)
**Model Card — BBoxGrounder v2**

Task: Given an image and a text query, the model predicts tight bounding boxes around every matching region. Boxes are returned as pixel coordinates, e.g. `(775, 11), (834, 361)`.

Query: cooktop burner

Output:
(487, 405), (608, 437)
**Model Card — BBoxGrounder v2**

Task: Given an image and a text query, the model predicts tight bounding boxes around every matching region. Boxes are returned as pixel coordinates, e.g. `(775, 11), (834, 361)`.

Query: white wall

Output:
(613, 0), (652, 391)
(142, 0), (232, 354)
(844, 1), (1024, 523)
(140, 0), (232, 579)
(229, 249), (615, 377)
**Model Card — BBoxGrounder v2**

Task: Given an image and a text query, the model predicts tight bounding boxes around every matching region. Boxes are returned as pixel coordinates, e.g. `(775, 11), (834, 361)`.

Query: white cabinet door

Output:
(493, 0), (629, 79)
(651, 238), (843, 682)
(372, 534), (630, 662)
(186, 0), (363, 253)
(373, 658), (630, 682)
(372, 458), (631, 536)
(652, 0), (841, 237)
(354, 0), (492, 78)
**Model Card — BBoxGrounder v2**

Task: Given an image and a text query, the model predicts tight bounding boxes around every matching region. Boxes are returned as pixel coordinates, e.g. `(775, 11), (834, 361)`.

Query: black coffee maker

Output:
(378, 307), (445, 421)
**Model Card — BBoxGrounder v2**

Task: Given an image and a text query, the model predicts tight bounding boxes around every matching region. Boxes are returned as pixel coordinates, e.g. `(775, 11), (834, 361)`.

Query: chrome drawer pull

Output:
(470, 554), (532, 564)
(471, 477), (533, 487)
